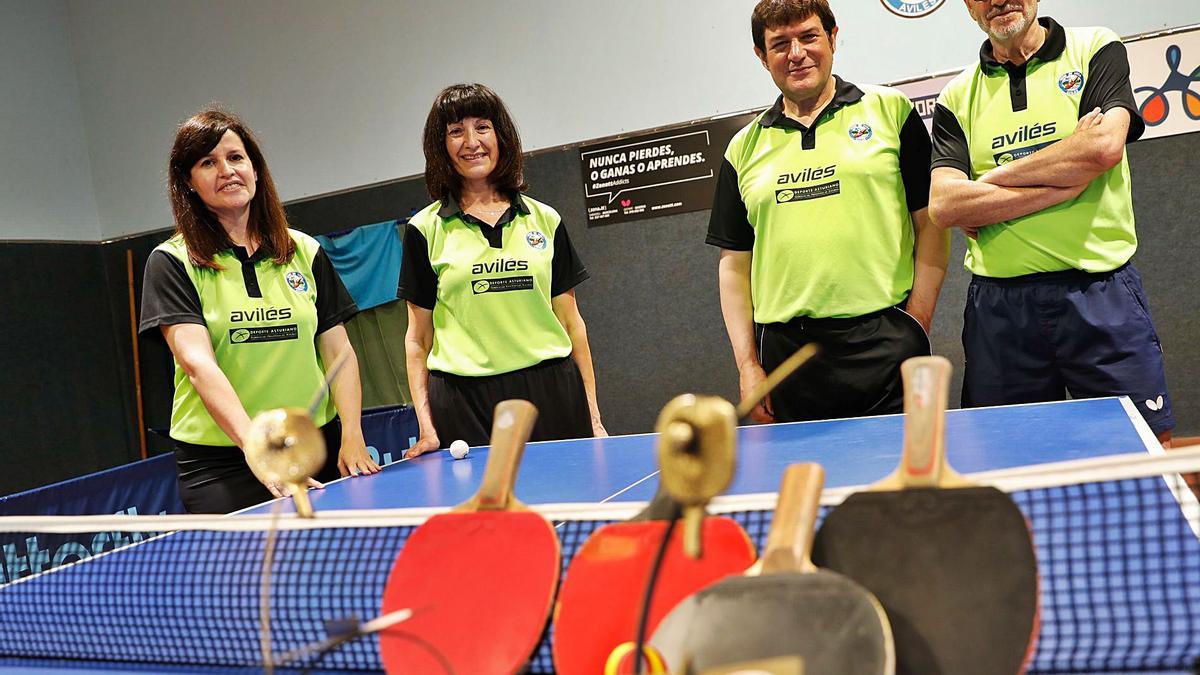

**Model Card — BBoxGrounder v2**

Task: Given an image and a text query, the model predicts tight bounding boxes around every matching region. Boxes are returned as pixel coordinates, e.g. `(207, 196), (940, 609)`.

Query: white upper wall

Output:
(0, 0), (99, 241)
(20, 0), (1200, 239)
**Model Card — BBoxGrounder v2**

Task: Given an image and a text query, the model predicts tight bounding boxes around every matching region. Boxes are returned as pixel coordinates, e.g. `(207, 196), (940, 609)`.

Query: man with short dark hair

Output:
(710, 0), (949, 423)
(929, 0), (1173, 442)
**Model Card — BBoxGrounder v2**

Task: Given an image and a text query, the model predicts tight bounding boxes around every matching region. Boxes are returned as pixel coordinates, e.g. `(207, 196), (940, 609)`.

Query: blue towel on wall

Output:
(316, 220), (402, 311)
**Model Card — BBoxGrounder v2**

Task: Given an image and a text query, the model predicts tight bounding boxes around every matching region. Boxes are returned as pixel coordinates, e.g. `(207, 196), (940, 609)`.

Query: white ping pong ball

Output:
(449, 440), (470, 460)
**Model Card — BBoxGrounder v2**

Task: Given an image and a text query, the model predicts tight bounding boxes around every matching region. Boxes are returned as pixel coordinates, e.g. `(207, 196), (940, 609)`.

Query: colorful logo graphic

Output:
(620, 199), (632, 207)
(849, 123), (874, 141)
(285, 271), (309, 292)
(1136, 44), (1200, 126)
(231, 329), (250, 344)
(525, 231), (547, 250)
(473, 280), (490, 294)
(1058, 71), (1084, 95)
(880, 0), (945, 18)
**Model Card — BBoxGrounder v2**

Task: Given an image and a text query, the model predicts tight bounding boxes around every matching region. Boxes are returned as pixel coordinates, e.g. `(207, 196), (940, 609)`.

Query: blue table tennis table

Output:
(291, 395), (1166, 511)
(2, 396), (1198, 674)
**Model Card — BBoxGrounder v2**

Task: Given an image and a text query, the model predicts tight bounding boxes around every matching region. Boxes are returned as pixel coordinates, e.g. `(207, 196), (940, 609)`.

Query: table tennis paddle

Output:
(378, 399), (558, 675)
(553, 394), (756, 675)
(650, 463), (895, 675)
(811, 355), (1039, 675)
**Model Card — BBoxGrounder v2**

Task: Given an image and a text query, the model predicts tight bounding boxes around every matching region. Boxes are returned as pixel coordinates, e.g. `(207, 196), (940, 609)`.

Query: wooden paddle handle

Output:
(289, 483), (315, 519)
(464, 399), (538, 512)
(757, 463), (824, 575)
(892, 356), (969, 488)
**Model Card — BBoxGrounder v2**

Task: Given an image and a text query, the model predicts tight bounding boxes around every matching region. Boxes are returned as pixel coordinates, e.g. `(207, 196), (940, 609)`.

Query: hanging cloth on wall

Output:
(344, 298), (411, 408)
(316, 220), (402, 311)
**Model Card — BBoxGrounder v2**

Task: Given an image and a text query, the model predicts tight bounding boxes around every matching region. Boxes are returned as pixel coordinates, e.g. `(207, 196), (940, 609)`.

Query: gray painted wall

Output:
(2, 0), (1197, 240)
(0, 0), (99, 240)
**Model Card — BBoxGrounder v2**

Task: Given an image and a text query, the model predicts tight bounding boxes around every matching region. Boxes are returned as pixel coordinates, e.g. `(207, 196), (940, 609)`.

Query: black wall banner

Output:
(581, 112), (759, 227)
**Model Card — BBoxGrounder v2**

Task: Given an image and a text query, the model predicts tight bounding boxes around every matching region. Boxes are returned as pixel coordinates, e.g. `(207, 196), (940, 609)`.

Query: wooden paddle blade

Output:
(812, 487), (1038, 675)
(650, 571), (893, 675)
(380, 511), (560, 674)
(461, 399), (538, 512)
(552, 517), (755, 675)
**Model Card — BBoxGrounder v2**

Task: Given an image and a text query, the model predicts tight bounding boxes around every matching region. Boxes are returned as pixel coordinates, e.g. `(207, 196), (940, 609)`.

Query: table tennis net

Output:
(0, 448), (1196, 674)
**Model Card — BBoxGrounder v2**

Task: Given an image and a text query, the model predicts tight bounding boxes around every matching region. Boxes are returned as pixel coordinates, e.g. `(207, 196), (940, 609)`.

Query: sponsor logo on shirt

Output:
(994, 140), (1056, 165)
(230, 307), (292, 322)
(285, 271), (309, 292)
(229, 326), (298, 343)
(472, 277), (535, 294)
(775, 182), (841, 203)
(472, 259), (529, 274)
(991, 122), (1057, 149)
(526, 231), (548, 250)
(777, 165), (836, 184)
(849, 123), (874, 141)
(775, 165), (840, 203)
(1058, 71), (1085, 94)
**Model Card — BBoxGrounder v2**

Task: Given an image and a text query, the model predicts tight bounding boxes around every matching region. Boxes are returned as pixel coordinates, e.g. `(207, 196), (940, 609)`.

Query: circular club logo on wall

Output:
(881, 0), (945, 18)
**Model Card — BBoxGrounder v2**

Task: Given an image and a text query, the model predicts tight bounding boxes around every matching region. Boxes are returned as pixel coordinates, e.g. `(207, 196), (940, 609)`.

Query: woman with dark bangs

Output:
(139, 107), (379, 513)
(399, 83), (605, 456)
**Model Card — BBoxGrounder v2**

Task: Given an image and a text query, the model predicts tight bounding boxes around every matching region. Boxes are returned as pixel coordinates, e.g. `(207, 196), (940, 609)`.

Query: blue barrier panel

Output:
(361, 404), (419, 466)
(0, 405), (417, 583)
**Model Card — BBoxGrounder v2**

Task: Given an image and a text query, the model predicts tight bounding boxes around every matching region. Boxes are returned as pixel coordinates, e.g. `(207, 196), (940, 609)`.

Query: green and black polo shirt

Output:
(140, 230), (358, 446)
(931, 17), (1145, 278)
(708, 76), (932, 323)
(398, 193), (589, 377)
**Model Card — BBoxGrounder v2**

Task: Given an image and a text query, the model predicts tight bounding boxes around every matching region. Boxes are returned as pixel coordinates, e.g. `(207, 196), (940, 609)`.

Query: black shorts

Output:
(174, 419), (343, 514)
(759, 306), (930, 422)
(428, 357), (592, 448)
(962, 263), (1174, 435)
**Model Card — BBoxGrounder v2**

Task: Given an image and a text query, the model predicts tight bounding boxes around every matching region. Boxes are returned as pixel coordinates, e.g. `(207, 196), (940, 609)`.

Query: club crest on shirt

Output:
(849, 123), (873, 141)
(526, 230), (547, 250)
(286, 271), (309, 292)
(1058, 71), (1084, 94)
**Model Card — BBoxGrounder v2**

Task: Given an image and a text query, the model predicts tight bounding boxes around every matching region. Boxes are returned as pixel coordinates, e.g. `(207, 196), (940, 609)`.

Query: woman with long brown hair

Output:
(140, 107), (379, 513)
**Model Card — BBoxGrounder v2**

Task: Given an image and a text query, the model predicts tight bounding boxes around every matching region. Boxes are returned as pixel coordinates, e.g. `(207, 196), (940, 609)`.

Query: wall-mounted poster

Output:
(1128, 28), (1200, 141)
(581, 113), (757, 227)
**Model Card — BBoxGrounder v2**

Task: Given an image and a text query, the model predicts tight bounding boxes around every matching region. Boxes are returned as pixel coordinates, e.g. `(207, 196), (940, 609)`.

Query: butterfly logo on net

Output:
(1135, 44), (1200, 127)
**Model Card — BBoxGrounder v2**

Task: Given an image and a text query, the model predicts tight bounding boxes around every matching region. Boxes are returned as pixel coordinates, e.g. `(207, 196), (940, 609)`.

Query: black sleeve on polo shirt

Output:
(397, 223), (438, 310)
(551, 221), (590, 297)
(899, 108), (932, 212)
(705, 158), (753, 250)
(313, 247), (358, 335)
(139, 249), (204, 338)
(1081, 41), (1145, 142)
(930, 103), (972, 174)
